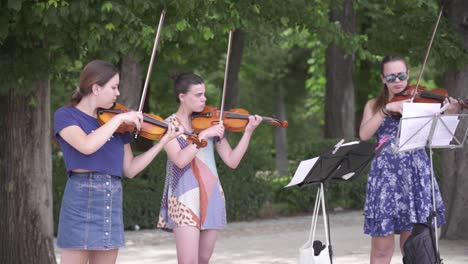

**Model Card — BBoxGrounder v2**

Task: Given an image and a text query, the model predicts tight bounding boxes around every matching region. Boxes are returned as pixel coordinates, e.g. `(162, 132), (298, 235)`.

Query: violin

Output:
(191, 106), (288, 133)
(98, 103), (207, 148)
(390, 85), (468, 110)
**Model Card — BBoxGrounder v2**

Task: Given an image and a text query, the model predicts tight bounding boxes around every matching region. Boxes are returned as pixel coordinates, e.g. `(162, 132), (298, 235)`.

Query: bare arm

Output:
(164, 124), (225, 169)
(216, 115), (262, 169)
(359, 99), (385, 141)
(123, 124), (181, 178)
(360, 99), (410, 140)
(164, 137), (199, 169)
(59, 111), (143, 155)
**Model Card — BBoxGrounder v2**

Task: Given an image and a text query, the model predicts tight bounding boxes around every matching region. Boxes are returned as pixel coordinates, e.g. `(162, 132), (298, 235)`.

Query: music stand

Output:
(395, 112), (468, 262)
(298, 141), (385, 187)
(287, 140), (386, 263)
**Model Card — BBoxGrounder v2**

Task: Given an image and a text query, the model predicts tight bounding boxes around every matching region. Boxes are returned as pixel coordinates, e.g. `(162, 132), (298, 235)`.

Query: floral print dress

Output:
(364, 116), (446, 236)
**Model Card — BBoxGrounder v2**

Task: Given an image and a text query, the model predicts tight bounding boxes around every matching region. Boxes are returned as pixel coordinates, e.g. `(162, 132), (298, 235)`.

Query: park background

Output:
(1, 0), (467, 263)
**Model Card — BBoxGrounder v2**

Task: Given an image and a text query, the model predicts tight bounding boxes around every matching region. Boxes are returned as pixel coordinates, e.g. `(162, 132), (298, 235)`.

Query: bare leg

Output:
(61, 249), (89, 264)
(88, 249), (119, 264)
(174, 226), (200, 264)
(199, 230), (218, 264)
(399, 230), (412, 254)
(370, 235), (395, 264)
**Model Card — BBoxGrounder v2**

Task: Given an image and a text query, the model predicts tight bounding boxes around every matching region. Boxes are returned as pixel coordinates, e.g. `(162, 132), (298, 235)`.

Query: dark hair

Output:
(169, 72), (204, 103)
(68, 60), (119, 106)
(373, 54), (408, 113)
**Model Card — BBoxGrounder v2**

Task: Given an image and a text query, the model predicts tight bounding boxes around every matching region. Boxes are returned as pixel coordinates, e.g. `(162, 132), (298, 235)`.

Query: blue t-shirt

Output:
(54, 106), (133, 177)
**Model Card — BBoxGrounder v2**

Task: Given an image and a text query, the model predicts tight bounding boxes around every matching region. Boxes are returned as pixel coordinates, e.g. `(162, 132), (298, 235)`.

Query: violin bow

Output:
(219, 30), (234, 125)
(138, 9), (166, 113)
(411, 5), (445, 101)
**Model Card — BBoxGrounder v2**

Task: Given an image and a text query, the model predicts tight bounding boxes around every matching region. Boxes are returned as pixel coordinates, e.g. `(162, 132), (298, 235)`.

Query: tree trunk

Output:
(274, 83), (288, 175)
(119, 54), (154, 151)
(355, 60), (373, 135)
(440, 0), (468, 239)
(325, 0), (356, 139)
(224, 29), (245, 110)
(119, 54), (143, 110)
(0, 81), (56, 263)
(273, 47), (310, 174)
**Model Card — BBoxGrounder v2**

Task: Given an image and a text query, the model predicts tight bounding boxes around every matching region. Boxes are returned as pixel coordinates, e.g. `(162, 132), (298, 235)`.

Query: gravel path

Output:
(56, 210), (468, 263)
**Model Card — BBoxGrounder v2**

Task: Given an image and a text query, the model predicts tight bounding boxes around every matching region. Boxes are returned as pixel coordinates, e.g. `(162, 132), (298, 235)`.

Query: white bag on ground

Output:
(298, 184), (331, 264)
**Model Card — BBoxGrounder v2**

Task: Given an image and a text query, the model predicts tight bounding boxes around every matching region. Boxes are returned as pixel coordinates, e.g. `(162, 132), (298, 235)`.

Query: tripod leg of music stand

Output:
(429, 146), (441, 262)
(320, 183), (333, 263)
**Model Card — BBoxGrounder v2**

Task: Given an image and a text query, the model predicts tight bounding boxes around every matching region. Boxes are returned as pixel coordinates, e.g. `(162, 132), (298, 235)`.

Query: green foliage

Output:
(121, 157), (167, 229)
(356, 0), (468, 72)
(218, 159), (273, 221)
(270, 176), (319, 214)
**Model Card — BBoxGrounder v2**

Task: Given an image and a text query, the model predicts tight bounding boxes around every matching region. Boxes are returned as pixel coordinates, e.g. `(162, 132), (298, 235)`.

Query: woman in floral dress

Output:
(359, 54), (460, 263)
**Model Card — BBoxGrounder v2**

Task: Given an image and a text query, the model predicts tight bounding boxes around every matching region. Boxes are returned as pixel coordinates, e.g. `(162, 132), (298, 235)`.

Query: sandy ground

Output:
(55, 210), (468, 263)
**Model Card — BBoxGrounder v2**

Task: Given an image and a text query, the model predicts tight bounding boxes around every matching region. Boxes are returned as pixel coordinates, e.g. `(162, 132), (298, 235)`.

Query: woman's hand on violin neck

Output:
(199, 124), (225, 140)
(118, 111), (143, 131)
(160, 123), (183, 144)
(245, 115), (263, 134)
(443, 97), (460, 114)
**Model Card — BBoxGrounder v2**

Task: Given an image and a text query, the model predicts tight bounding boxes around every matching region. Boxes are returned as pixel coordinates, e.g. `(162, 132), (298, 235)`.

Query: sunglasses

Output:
(383, 72), (408, 83)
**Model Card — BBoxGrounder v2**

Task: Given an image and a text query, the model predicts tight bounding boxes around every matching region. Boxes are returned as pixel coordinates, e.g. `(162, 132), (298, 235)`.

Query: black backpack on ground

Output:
(403, 214), (442, 264)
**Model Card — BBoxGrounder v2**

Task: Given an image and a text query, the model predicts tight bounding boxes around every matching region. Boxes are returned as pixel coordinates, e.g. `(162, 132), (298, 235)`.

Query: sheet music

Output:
(341, 172), (355, 180)
(398, 103), (440, 151)
(285, 157), (318, 187)
(341, 141), (359, 147)
(431, 115), (459, 147)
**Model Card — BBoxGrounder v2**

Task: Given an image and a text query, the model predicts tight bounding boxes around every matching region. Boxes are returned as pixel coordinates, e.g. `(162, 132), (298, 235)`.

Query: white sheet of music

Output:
(431, 115), (459, 147)
(285, 157), (319, 187)
(398, 103), (440, 151)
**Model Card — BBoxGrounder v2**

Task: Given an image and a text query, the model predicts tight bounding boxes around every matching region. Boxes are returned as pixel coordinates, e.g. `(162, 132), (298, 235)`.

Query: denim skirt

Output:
(57, 172), (124, 250)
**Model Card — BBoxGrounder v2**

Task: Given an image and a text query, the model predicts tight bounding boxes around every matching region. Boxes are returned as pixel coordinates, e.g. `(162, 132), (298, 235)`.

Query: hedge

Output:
(52, 138), (443, 233)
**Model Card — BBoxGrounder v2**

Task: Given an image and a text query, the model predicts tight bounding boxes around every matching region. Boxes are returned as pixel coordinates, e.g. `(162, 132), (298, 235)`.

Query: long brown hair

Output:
(68, 60), (119, 106)
(372, 54), (408, 113)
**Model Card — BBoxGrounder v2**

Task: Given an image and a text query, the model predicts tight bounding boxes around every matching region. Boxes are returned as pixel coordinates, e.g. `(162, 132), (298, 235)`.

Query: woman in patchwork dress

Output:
(158, 72), (262, 263)
(359, 54), (460, 263)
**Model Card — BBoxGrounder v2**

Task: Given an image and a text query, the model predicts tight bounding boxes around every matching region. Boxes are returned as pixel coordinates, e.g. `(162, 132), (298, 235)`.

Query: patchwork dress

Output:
(364, 116), (446, 236)
(158, 115), (226, 231)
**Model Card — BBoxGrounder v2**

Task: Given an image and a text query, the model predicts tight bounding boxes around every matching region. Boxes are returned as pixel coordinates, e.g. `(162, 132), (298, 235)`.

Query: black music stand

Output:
(289, 140), (386, 263)
(298, 141), (385, 187)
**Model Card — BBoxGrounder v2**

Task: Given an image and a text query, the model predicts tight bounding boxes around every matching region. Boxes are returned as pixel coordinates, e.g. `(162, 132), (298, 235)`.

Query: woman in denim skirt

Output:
(54, 60), (181, 264)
